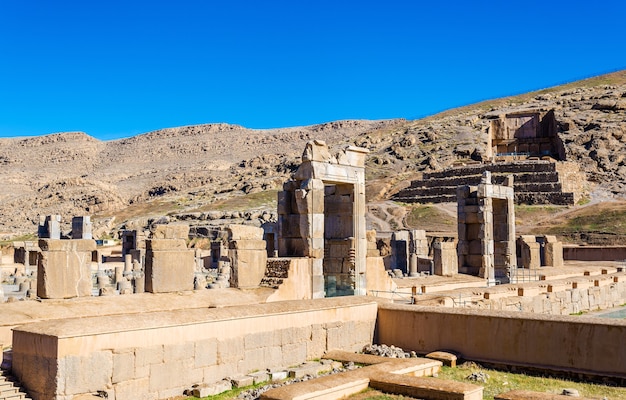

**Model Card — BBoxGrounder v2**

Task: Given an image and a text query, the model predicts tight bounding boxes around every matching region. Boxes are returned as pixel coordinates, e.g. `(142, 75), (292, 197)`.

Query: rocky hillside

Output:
(1, 71), (625, 238)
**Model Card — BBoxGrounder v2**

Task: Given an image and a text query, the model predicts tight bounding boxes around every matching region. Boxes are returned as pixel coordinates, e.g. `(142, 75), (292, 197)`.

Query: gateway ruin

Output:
(0, 141), (625, 400)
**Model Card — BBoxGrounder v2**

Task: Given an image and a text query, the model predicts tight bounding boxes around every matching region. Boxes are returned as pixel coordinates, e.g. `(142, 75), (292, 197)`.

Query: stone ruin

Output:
(517, 234), (564, 270)
(485, 109), (564, 161)
(277, 140), (369, 297)
(2, 140), (625, 400)
(457, 171), (516, 285)
(393, 108), (586, 206)
(145, 224), (195, 293)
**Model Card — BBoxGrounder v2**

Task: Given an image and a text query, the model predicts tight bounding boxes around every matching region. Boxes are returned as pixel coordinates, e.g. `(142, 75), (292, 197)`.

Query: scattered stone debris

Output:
(362, 343), (417, 359)
(234, 361), (353, 400)
(466, 371), (490, 383)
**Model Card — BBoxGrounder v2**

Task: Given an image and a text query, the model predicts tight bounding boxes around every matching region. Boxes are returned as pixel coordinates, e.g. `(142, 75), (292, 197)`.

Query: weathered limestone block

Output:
(151, 223), (190, 240)
(433, 242), (458, 276)
(518, 236), (541, 269)
(145, 239), (195, 293)
(227, 225), (268, 288)
(37, 239), (96, 299)
(227, 224), (264, 240)
(544, 235), (563, 267)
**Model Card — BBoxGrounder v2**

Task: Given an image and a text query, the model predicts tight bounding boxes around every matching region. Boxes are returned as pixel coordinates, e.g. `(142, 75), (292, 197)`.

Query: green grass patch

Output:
(195, 190), (278, 212)
(554, 209), (626, 235)
(187, 381), (269, 400)
(403, 204), (454, 229)
(437, 365), (626, 400)
(0, 233), (37, 246)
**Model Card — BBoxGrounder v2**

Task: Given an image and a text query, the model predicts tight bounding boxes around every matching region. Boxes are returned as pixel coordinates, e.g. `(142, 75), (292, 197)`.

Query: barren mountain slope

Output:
(0, 120), (402, 235)
(1, 71), (626, 237)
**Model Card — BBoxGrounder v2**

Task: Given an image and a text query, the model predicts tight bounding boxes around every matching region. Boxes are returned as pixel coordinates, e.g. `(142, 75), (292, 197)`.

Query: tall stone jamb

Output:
(37, 239), (96, 299)
(145, 224), (194, 293)
(71, 216), (93, 240)
(38, 215), (61, 239)
(226, 224), (267, 288)
(278, 140), (369, 297)
(433, 241), (457, 276)
(543, 235), (563, 267)
(457, 172), (516, 285)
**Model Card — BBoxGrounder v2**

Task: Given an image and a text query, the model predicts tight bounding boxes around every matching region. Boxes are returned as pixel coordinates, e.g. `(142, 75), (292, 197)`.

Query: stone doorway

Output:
(323, 183), (355, 297)
(277, 140), (369, 298)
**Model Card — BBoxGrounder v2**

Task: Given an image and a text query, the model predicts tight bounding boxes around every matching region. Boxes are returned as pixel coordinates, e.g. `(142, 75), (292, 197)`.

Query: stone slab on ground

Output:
(425, 351), (458, 367)
(261, 356), (444, 400)
(249, 371), (270, 385)
(231, 375), (255, 388)
(370, 374), (483, 400)
(192, 380), (232, 397)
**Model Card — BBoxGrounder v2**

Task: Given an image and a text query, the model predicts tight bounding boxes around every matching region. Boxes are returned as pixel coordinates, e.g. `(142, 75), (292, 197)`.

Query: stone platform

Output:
(393, 160), (584, 205)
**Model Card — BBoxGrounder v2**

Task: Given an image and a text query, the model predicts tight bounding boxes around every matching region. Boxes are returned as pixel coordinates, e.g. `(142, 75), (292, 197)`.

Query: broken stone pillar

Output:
(366, 230), (380, 257)
(518, 235), (541, 269)
(133, 272), (145, 293)
(145, 224), (194, 293)
(71, 216), (93, 240)
(227, 224), (267, 288)
(409, 230), (428, 277)
(124, 254), (132, 273)
(38, 215), (61, 239)
(114, 265), (123, 284)
(457, 172), (516, 285)
(433, 241), (458, 276)
(37, 239), (96, 299)
(543, 235), (563, 267)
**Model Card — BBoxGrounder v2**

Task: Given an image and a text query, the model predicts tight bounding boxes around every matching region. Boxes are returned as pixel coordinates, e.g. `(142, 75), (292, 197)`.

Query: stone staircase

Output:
(393, 160), (585, 205)
(260, 259), (290, 288)
(0, 370), (31, 400)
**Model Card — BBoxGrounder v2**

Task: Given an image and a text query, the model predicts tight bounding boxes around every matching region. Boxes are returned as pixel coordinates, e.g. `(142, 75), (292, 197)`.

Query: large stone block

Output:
(37, 245), (93, 299)
(195, 338), (218, 368)
(145, 249), (195, 293)
(228, 248), (267, 288)
(433, 242), (458, 276)
(545, 241), (563, 267)
(228, 224), (264, 240)
(61, 351), (113, 395)
(145, 239), (187, 251)
(229, 239), (267, 250)
(38, 239), (96, 252)
(151, 224), (190, 240)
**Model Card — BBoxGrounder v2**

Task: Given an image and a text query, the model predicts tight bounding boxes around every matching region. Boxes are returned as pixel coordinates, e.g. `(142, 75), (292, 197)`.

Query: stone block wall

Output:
(484, 279), (626, 315)
(12, 297), (377, 400)
(376, 303), (626, 380)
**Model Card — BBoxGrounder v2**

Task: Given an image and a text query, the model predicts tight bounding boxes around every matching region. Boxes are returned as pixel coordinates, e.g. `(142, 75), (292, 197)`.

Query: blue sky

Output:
(1, 1), (625, 141)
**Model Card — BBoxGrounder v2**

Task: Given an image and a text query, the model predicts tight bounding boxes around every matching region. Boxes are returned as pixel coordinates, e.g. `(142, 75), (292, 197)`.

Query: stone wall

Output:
(12, 297), (377, 400)
(376, 304), (626, 380)
(474, 277), (626, 315)
(563, 245), (626, 261)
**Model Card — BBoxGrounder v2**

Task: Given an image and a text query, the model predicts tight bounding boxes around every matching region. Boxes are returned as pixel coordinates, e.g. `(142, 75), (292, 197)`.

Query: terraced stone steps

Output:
(0, 370), (31, 400)
(394, 160), (584, 205)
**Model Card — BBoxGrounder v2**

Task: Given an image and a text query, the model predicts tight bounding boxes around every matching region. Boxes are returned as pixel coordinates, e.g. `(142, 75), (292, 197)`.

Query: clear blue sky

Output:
(1, 1), (625, 141)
